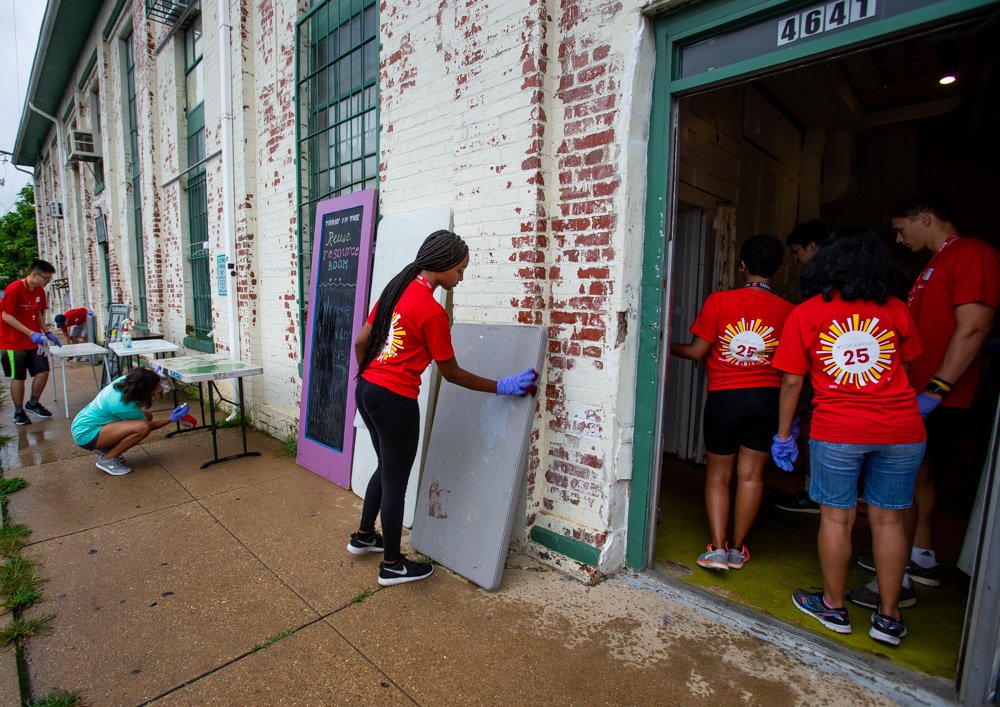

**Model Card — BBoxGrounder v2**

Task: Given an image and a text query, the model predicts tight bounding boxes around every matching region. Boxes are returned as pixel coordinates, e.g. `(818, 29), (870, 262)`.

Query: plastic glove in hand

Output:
(496, 368), (539, 396)
(30, 332), (46, 345)
(169, 403), (190, 422)
(916, 393), (941, 419)
(771, 434), (799, 472)
(44, 331), (62, 347)
(791, 417), (801, 440)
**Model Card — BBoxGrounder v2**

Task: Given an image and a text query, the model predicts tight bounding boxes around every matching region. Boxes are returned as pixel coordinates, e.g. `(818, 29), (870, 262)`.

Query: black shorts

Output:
(1, 349), (50, 381)
(78, 436), (99, 451)
(703, 387), (779, 455)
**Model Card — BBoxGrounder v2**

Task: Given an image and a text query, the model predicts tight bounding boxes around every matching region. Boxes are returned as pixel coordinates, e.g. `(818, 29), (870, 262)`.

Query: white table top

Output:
(108, 339), (181, 356)
(153, 353), (263, 382)
(48, 342), (109, 358)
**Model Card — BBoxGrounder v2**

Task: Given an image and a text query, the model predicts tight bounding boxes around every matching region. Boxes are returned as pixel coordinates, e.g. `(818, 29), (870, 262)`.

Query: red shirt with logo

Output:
(907, 236), (1000, 409)
(360, 279), (454, 399)
(773, 293), (925, 444)
(64, 307), (88, 327)
(690, 286), (795, 391)
(0, 279), (47, 351)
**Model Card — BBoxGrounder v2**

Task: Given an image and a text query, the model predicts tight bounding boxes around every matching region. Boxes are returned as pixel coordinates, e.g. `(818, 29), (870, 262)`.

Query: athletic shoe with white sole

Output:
(24, 401), (53, 418)
(12, 410), (30, 426)
(846, 576), (916, 609)
(347, 530), (385, 555)
(870, 611), (907, 646)
(774, 491), (820, 514)
(857, 554), (941, 587)
(696, 545), (729, 571)
(95, 456), (131, 476)
(378, 557), (434, 586)
(727, 544), (750, 569)
(792, 588), (851, 634)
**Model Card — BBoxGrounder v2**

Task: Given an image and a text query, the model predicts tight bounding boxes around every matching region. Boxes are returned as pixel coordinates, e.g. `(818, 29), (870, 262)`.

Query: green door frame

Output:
(628, 0), (1000, 572)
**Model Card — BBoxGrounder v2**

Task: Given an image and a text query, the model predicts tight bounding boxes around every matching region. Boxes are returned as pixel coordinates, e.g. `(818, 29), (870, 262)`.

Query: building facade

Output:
(14, 0), (1000, 700)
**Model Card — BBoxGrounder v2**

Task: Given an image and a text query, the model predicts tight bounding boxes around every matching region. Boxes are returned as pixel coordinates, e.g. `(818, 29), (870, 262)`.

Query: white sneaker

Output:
(96, 456), (132, 476)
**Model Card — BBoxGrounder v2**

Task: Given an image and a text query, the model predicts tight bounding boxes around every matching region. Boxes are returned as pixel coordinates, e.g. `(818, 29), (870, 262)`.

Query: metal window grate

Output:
(145, 0), (195, 25)
(295, 0), (379, 355)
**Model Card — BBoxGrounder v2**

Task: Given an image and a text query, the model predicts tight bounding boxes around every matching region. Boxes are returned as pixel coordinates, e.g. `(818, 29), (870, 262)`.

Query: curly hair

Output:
(113, 368), (162, 409)
(799, 227), (908, 304)
(357, 230), (468, 377)
(885, 190), (955, 225)
(740, 234), (785, 278)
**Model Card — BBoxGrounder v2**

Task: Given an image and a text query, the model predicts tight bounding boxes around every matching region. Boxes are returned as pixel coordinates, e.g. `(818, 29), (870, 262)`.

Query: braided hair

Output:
(357, 229), (468, 376)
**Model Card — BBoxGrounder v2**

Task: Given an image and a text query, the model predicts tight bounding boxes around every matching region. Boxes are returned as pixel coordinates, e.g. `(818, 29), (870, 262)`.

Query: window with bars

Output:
(296, 0), (378, 354)
(124, 31), (148, 327)
(184, 16), (212, 349)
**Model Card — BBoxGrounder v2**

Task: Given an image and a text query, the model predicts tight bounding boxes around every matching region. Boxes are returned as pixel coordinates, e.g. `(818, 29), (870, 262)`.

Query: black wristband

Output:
(925, 380), (950, 397)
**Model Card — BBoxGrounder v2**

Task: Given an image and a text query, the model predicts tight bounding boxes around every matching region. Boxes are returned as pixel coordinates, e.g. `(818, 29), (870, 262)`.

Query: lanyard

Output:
(743, 282), (772, 292)
(415, 274), (433, 291)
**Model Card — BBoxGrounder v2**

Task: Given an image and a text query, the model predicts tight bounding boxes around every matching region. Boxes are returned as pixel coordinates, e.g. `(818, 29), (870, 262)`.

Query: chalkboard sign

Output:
(297, 190), (377, 488)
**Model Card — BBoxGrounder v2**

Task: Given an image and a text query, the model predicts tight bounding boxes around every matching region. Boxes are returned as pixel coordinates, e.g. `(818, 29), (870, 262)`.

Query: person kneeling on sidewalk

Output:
(71, 368), (192, 476)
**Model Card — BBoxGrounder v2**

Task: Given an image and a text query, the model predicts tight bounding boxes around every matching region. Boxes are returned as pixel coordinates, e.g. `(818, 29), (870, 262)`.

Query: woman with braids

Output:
(772, 227), (925, 646)
(348, 229), (538, 586)
(71, 367), (191, 477)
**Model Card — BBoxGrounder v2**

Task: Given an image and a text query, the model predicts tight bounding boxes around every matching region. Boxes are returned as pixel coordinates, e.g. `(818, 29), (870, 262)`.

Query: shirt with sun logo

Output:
(690, 287), (794, 391)
(774, 294), (926, 444)
(360, 279), (454, 399)
(0, 278), (48, 351)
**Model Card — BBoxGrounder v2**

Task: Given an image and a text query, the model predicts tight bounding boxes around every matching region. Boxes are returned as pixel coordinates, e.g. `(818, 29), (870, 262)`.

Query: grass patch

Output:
(29, 689), (82, 707)
(0, 524), (31, 556)
(215, 411), (247, 429)
(279, 430), (297, 458)
(0, 555), (46, 612)
(0, 433), (12, 447)
(0, 614), (53, 647)
(0, 477), (28, 495)
(352, 588), (375, 604)
(250, 628), (295, 653)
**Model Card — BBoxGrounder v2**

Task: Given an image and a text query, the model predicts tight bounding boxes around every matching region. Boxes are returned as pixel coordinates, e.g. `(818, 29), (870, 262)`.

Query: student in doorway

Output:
(349, 230), (538, 587)
(772, 228), (925, 646)
(55, 307), (91, 345)
(846, 191), (1000, 608)
(0, 259), (62, 425)
(775, 219), (828, 515)
(71, 367), (192, 476)
(671, 235), (794, 572)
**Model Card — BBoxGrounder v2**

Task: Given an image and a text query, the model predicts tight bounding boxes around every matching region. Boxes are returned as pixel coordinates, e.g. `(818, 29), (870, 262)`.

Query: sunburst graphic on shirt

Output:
(376, 313), (406, 362)
(817, 315), (896, 388)
(719, 318), (777, 366)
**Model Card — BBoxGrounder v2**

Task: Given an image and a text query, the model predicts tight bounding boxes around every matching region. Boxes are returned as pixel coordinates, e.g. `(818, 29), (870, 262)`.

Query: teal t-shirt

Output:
(71, 376), (147, 447)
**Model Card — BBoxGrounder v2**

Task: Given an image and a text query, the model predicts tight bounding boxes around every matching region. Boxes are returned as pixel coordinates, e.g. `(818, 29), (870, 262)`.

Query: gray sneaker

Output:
(727, 544), (750, 569)
(96, 450), (126, 466)
(846, 576), (916, 609)
(696, 545), (729, 571)
(96, 456), (132, 476)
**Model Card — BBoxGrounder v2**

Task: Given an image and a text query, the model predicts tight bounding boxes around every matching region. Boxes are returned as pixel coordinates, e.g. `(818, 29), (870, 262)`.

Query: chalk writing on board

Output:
(305, 205), (364, 451)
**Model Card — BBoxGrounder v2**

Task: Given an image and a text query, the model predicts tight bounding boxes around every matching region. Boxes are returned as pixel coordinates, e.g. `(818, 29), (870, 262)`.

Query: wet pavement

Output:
(0, 363), (905, 705)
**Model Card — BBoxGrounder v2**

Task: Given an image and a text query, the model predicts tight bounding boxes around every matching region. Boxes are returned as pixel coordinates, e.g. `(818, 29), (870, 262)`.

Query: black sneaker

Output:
(12, 410), (31, 426)
(378, 557), (434, 586)
(857, 555), (941, 587)
(774, 491), (820, 514)
(24, 401), (53, 419)
(846, 576), (917, 609)
(347, 531), (384, 555)
(870, 611), (907, 647)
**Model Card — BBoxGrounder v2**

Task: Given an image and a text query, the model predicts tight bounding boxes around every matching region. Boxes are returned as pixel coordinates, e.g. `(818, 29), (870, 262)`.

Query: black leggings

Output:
(355, 378), (420, 562)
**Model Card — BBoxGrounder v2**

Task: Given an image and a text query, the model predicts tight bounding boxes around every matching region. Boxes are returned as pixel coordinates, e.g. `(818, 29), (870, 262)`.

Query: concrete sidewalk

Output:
(0, 363), (896, 705)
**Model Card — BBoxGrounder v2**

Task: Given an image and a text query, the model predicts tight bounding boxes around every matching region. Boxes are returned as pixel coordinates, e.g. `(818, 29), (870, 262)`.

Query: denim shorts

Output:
(809, 440), (925, 510)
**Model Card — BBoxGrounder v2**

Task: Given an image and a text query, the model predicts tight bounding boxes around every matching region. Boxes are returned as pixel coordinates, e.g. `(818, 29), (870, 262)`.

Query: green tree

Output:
(0, 185), (39, 288)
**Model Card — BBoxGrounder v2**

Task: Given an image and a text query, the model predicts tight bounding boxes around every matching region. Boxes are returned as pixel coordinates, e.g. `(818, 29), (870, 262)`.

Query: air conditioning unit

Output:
(48, 202), (64, 218)
(66, 130), (102, 162)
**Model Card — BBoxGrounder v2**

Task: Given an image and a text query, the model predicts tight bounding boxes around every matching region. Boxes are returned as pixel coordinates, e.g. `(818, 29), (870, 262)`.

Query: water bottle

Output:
(123, 328), (132, 350)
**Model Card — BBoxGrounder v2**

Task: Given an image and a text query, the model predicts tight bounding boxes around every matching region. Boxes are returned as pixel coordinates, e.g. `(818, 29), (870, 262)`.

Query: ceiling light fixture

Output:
(939, 74), (957, 85)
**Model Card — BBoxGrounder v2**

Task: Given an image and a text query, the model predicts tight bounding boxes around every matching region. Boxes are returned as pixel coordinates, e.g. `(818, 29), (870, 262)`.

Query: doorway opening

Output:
(654, 9), (1000, 680)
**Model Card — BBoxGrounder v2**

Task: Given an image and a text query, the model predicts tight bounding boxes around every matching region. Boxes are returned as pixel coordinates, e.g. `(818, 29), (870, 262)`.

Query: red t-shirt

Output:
(690, 286), (795, 391)
(773, 294), (926, 444)
(64, 307), (88, 327)
(0, 279), (47, 351)
(907, 236), (1000, 408)
(360, 279), (454, 399)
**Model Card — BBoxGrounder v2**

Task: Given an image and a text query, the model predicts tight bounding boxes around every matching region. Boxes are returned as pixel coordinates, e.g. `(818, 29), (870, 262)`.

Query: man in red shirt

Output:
(852, 192), (1000, 602)
(55, 307), (90, 344)
(1, 259), (61, 425)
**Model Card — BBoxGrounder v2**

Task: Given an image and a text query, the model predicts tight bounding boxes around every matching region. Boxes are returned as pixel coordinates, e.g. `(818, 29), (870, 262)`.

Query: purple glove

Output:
(169, 403), (191, 422)
(497, 368), (539, 396)
(791, 417), (801, 440)
(916, 393), (941, 419)
(45, 331), (62, 347)
(771, 434), (798, 472)
(30, 332), (46, 345)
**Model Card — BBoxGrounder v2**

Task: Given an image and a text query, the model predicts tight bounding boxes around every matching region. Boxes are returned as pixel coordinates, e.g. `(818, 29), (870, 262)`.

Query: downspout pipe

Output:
(28, 101), (76, 307)
(217, 0), (240, 363)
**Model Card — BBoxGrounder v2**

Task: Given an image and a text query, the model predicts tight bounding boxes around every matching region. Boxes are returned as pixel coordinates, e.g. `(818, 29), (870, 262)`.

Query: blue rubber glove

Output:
(497, 368), (539, 396)
(916, 393), (941, 419)
(44, 331), (62, 347)
(169, 403), (191, 422)
(30, 332), (46, 345)
(791, 417), (801, 440)
(771, 434), (798, 472)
